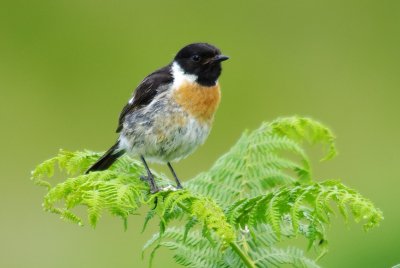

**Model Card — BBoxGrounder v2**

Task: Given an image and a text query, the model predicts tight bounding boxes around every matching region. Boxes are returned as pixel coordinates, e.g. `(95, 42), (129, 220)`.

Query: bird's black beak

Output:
(214, 55), (229, 62)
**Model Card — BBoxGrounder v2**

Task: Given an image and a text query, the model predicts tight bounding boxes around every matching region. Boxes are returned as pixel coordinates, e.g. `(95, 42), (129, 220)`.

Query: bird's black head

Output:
(174, 43), (229, 86)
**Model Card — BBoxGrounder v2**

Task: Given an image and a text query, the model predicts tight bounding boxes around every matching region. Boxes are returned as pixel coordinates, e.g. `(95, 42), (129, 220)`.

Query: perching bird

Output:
(86, 43), (229, 193)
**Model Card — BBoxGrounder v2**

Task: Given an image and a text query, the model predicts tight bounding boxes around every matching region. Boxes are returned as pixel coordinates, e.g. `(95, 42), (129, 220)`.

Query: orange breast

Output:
(173, 81), (221, 123)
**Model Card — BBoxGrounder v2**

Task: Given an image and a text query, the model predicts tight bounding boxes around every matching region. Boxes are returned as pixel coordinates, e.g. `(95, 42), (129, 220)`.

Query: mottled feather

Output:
(116, 65), (173, 132)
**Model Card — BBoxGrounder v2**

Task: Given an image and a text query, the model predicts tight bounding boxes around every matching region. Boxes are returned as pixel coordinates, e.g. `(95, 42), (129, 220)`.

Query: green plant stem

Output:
(176, 200), (256, 268)
(229, 241), (256, 268)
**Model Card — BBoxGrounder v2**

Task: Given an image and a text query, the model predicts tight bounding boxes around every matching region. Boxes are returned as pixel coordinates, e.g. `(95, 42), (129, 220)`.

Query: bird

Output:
(86, 43), (229, 193)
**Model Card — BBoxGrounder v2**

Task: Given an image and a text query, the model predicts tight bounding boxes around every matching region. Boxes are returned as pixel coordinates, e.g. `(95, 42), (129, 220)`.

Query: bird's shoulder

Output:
(116, 64), (173, 132)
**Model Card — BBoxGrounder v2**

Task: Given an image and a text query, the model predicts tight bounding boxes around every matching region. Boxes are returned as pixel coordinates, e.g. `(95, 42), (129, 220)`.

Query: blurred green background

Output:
(1, 0), (399, 267)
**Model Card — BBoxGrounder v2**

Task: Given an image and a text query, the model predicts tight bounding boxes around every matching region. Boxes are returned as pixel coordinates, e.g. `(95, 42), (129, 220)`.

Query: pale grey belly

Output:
(118, 96), (211, 163)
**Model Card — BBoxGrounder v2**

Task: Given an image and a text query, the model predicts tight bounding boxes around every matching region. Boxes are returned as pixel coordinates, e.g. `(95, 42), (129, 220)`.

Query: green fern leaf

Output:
(187, 116), (337, 206)
(226, 180), (383, 247)
(32, 117), (382, 268)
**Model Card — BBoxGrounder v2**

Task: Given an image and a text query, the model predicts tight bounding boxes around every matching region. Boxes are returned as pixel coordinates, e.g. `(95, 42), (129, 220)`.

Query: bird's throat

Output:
(172, 81), (221, 123)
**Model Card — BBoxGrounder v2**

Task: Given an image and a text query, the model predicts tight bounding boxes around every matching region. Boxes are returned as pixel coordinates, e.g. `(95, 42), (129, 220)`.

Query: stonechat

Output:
(86, 43), (229, 193)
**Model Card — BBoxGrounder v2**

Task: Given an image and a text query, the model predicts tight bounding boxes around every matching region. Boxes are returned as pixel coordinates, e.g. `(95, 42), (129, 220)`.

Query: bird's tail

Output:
(86, 141), (125, 174)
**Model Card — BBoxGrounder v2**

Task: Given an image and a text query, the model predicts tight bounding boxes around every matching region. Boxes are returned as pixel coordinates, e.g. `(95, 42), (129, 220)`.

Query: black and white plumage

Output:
(86, 43), (229, 193)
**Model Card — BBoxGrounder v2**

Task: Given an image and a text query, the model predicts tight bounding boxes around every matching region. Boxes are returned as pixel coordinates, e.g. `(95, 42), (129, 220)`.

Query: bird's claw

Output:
(150, 186), (160, 194)
(140, 175), (183, 193)
(140, 175), (160, 194)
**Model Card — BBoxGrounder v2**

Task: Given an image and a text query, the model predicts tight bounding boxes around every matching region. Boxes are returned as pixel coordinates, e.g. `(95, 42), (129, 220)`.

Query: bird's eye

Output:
(191, 55), (201, 62)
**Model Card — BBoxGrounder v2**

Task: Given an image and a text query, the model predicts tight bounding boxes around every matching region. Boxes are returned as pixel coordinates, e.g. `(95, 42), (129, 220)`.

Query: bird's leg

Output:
(140, 155), (159, 194)
(167, 162), (183, 189)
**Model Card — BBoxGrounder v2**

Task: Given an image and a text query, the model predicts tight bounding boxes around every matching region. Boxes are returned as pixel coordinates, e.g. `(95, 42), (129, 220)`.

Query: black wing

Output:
(116, 64), (173, 132)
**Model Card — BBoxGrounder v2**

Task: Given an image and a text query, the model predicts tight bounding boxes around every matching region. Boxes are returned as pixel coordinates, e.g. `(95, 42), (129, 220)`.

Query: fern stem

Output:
(229, 241), (256, 268)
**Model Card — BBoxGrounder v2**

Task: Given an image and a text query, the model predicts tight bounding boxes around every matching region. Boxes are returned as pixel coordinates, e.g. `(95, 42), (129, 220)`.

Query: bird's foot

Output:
(140, 175), (159, 194)
(149, 187), (160, 194)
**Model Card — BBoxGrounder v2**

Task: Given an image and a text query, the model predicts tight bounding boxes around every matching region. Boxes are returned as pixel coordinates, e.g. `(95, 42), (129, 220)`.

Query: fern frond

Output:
(31, 157), (58, 189)
(57, 149), (100, 175)
(32, 117), (383, 268)
(147, 189), (236, 248)
(143, 226), (318, 268)
(226, 180), (383, 246)
(143, 228), (228, 268)
(41, 170), (149, 227)
(187, 116), (337, 205)
(268, 116), (337, 161)
(33, 150), (171, 227)
(252, 247), (319, 268)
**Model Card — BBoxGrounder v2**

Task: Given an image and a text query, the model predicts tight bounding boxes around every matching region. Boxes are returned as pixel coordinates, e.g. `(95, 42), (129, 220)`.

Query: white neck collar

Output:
(171, 62), (198, 88)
